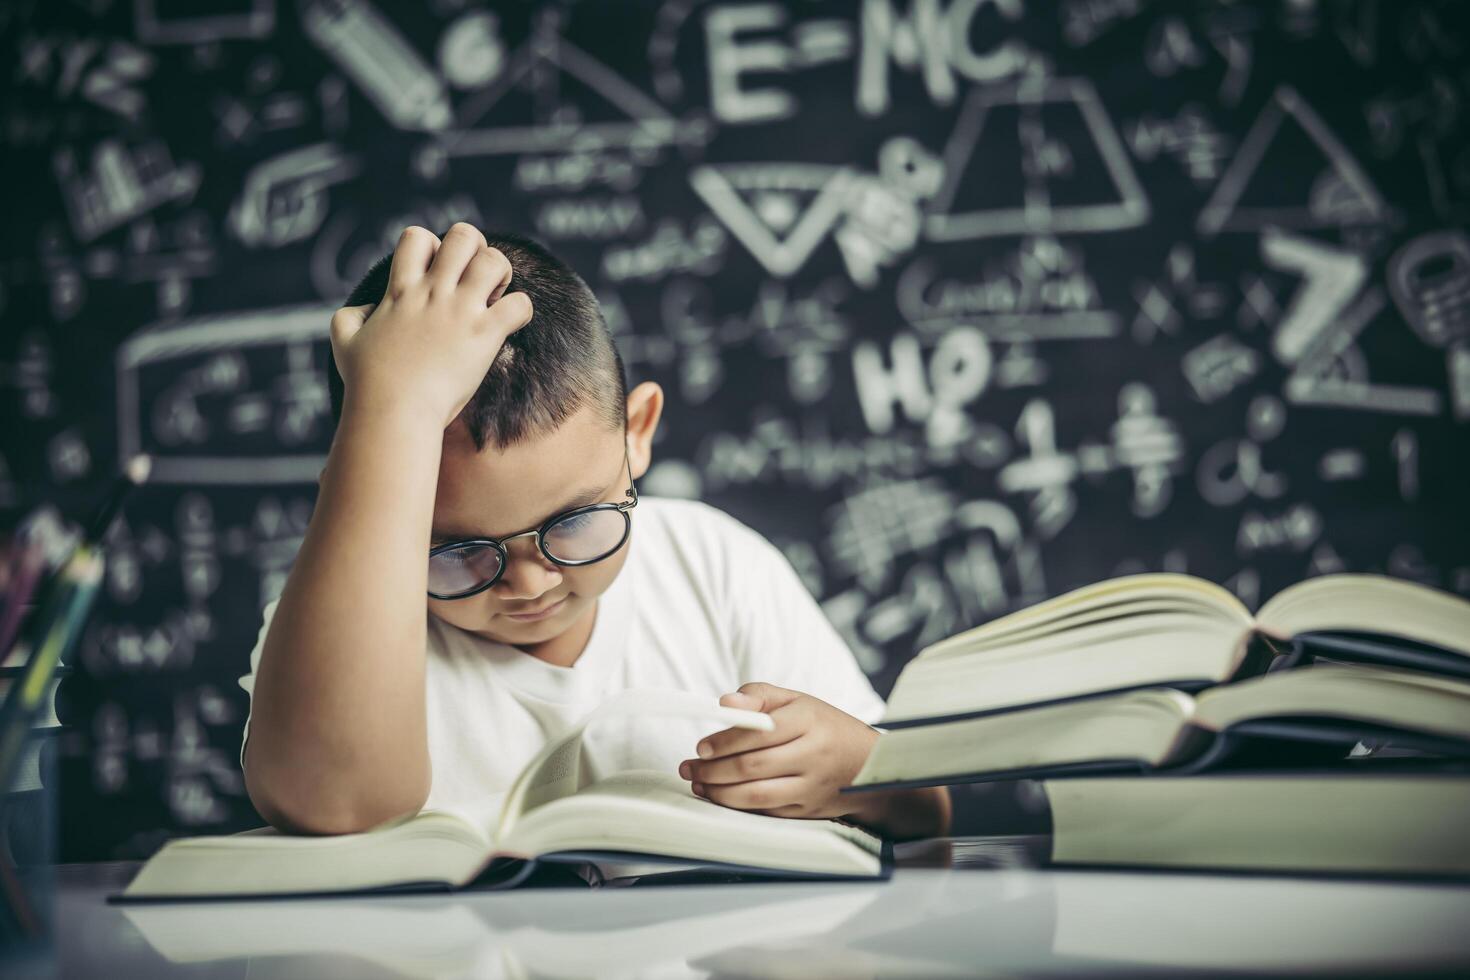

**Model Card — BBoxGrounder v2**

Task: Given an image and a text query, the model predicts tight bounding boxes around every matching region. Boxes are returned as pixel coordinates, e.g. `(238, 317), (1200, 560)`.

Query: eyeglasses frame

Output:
(426, 449), (638, 600)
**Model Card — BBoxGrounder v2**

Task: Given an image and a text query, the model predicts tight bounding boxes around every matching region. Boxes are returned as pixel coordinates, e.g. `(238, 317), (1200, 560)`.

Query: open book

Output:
(116, 688), (890, 901)
(876, 572), (1470, 727)
(849, 663), (1470, 790)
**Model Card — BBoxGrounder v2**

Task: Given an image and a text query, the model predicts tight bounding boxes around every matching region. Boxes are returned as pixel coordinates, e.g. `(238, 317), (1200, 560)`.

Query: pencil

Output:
(0, 547), (103, 794)
(85, 454), (152, 544)
(0, 454), (151, 668)
(0, 536), (48, 668)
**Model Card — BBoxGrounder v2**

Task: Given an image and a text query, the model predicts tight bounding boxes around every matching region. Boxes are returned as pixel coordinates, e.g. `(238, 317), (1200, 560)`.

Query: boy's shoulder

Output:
(636, 495), (769, 545)
(633, 496), (780, 576)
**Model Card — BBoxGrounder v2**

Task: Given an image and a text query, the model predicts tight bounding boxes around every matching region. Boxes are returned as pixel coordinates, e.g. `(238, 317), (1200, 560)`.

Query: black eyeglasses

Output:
(427, 450), (638, 600)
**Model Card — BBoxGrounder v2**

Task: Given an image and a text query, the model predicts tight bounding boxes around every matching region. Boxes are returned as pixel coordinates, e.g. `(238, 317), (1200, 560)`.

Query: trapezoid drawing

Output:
(925, 77), (1149, 241)
(1197, 85), (1391, 237)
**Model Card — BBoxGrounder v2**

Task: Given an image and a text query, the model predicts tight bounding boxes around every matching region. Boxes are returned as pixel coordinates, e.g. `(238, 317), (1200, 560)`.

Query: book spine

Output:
(1286, 632), (1470, 681)
(841, 759), (1152, 793)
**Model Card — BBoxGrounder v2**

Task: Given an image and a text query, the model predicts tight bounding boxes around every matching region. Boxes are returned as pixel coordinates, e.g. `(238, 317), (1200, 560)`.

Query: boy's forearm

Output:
(844, 784), (952, 842)
(244, 393), (440, 833)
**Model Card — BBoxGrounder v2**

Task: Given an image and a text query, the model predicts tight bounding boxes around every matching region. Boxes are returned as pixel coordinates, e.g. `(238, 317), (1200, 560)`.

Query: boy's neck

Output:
(512, 598), (598, 668)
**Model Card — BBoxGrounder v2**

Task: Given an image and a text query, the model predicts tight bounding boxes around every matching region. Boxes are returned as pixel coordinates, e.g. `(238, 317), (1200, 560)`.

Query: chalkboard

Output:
(2, 0), (1467, 860)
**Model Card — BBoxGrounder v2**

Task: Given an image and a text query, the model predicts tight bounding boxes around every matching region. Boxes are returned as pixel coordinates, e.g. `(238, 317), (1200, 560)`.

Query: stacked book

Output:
(844, 572), (1470, 877)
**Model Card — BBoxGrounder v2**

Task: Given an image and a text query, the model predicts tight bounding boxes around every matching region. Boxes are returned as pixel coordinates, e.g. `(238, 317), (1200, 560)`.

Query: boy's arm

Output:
(243, 224), (533, 835)
(843, 783), (953, 841)
(244, 400), (442, 834)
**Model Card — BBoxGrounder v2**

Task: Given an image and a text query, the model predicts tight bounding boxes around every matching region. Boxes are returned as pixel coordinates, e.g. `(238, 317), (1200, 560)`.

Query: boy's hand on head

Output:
(329, 222), (535, 429)
(677, 682), (880, 820)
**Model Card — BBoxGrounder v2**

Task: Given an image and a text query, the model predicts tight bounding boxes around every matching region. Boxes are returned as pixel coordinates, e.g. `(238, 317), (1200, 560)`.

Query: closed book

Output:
(1044, 772), (1470, 876)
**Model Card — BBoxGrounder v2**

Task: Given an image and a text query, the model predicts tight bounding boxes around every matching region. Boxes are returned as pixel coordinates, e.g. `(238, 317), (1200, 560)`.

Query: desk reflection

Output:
(50, 840), (1470, 978)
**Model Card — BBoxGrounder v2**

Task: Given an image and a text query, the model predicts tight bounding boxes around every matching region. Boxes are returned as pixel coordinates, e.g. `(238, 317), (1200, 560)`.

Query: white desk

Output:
(11, 837), (1470, 977)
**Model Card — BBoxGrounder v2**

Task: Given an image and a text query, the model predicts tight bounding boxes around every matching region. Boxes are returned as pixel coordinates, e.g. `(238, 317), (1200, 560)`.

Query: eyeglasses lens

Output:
(427, 543), (503, 598)
(543, 510), (628, 562)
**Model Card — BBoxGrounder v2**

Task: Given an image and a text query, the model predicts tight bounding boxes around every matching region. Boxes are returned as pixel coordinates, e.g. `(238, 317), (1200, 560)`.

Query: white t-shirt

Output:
(237, 496), (887, 823)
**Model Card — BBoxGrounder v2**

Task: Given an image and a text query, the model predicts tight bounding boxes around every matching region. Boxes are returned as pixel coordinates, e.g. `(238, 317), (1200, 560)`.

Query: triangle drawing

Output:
(690, 164), (855, 278)
(1197, 85), (1391, 236)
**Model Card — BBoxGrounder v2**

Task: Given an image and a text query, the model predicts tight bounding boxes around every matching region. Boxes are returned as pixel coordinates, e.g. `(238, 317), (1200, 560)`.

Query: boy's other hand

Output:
(329, 222), (535, 429)
(677, 682), (880, 819)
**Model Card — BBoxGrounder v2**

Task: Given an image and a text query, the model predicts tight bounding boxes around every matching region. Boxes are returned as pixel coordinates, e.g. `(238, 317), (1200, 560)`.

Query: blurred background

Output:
(1, 0), (1467, 862)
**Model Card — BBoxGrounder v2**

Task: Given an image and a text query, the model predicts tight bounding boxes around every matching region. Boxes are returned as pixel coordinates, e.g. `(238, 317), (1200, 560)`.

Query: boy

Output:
(238, 222), (951, 841)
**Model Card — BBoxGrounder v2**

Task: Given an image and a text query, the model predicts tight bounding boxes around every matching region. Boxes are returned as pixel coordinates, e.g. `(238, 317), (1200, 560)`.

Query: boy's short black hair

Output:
(327, 230), (628, 451)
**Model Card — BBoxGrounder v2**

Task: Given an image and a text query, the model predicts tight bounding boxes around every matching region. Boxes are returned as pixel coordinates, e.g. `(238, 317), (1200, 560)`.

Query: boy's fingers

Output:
(461, 245), (513, 306)
(387, 226), (439, 295)
(699, 694), (815, 758)
(694, 775), (806, 812)
(695, 720), (799, 761)
(480, 290), (534, 337)
(681, 738), (804, 785)
(428, 222), (486, 288)
(724, 682), (801, 713)
(329, 304), (375, 345)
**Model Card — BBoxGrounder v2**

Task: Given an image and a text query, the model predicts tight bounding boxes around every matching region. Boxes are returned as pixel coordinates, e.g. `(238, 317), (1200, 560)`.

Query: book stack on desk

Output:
(845, 572), (1470, 877)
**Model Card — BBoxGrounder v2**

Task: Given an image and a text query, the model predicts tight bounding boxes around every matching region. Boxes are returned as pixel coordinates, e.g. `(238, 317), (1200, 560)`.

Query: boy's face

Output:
(425, 398), (648, 648)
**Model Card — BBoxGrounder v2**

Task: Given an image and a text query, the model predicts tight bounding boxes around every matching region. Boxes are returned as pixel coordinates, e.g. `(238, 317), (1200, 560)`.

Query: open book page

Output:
(120, 807), (495, 898)
(497, 769), (885, 877)
(1192, 663), (1470, 740)
(946, 597), (1246, 661)
(883, 613), (1254, 723)
(436, 788), (512, 834)
(224, 790), (512, 847)
(493, 687), (774, 842)
(928, 610), (1244, 669)
(916, 574), (1251, 662)
(119, 690), (774, 900)
(1257, 574), (1470, 654)
(853, 688), (1199, 786)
